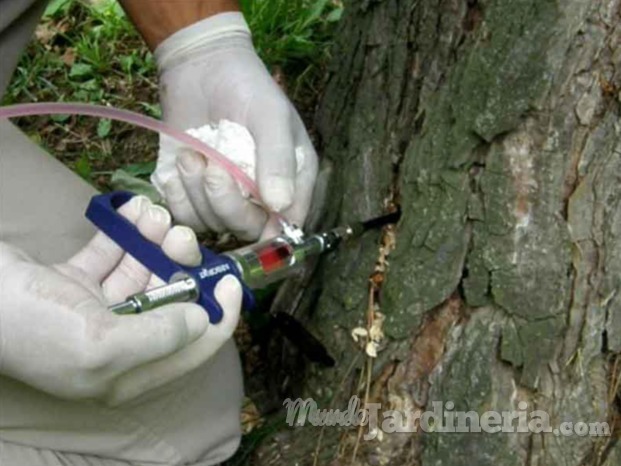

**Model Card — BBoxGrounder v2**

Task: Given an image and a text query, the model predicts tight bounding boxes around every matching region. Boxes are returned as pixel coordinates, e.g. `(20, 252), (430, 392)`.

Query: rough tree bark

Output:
(253, 1), (620, 465)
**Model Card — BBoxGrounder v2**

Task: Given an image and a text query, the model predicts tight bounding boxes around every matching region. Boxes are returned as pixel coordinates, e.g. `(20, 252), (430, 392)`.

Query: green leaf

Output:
(119, 55), (134, 72)
(97, 118), (112, 138)
(121, 161), (156, 177)
(111, 169), (161, 202)
(302, 0), (330, 28)
(111, 2), (127, 18)
(139, 102), (162, 118)
(326, 7), (344, 22)
(44, 0), (72, 17)
(75, 154), (92, 180)
(51, 114), (70, 123)
(90, 0), (117, 12)
(72, 90), (89, 101)
(69, 63), (93, 78)
(79, 79), (99, 90)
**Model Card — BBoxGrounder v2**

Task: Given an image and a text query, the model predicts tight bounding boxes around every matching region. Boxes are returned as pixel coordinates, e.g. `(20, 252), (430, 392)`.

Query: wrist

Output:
(121, 0), (240, 50)
(155, 12), (253, 71)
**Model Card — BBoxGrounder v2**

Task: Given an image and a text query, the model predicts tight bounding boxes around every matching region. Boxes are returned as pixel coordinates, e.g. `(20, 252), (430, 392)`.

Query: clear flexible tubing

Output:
(0, 102), (266, 208)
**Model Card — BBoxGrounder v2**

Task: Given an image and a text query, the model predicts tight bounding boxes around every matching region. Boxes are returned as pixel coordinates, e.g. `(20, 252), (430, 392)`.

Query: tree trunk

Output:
(252, 1), (621, 465)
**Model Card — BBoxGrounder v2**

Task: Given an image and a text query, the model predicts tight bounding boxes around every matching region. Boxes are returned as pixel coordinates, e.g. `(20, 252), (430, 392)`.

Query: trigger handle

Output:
(85, 191), (255, 322)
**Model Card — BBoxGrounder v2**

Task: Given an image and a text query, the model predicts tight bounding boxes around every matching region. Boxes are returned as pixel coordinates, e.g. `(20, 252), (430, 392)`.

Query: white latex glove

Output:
(0, 196), (242, 406)
(153, 12), (318, 241)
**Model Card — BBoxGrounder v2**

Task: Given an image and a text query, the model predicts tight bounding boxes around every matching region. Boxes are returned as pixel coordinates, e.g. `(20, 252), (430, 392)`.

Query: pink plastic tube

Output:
(0, 102), (263, 203)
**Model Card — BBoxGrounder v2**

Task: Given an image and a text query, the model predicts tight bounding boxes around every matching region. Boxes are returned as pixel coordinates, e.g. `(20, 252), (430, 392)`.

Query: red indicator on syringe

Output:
(256, 241), (294, 273)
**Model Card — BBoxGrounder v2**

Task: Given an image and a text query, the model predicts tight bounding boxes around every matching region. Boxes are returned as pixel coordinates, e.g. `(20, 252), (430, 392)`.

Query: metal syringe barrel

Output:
(109, 276), (199, 314)
(108, 235), (326, 315)
(108, 226), (354, 315)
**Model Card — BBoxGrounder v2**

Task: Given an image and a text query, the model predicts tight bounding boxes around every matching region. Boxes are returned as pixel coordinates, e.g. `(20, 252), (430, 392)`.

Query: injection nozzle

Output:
(109, 276), (199, 315)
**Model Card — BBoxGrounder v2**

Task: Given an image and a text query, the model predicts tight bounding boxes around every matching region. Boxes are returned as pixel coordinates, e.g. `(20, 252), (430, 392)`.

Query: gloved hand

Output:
(0, 196), (242, 406)
(152, 12), (318, 241)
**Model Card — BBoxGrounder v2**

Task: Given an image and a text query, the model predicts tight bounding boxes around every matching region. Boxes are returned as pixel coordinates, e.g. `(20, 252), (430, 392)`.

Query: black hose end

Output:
(360, 207), (402, 232)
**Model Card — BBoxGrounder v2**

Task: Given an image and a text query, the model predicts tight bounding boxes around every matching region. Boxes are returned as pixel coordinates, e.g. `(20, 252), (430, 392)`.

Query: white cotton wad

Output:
(152, 120), (305, 198)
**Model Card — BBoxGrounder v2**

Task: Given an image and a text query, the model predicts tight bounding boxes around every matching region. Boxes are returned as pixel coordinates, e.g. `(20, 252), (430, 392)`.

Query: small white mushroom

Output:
(366, 341), (379, 358)
(351, 327), (368, 342)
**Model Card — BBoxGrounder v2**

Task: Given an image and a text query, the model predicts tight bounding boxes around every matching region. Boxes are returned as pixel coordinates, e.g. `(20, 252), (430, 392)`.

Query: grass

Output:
(242, 0), (342, 66)
(4, 0), (157, 108)
(3, 0), (159, 187)
(3, 1), (342, 464)
(241, 0), (343, 98)
(4, 0), (342, 193)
